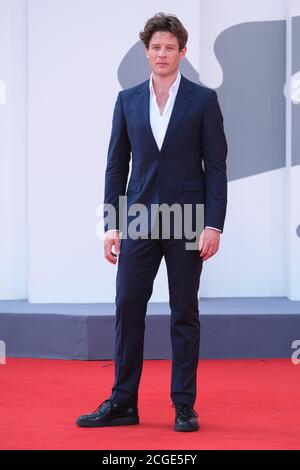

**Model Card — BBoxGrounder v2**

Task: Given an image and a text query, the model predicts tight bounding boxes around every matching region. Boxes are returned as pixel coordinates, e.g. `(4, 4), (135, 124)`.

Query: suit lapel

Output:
(138, 81), (160, 153)
(137, 74), (195, 154)
(160, 75), (194, 154)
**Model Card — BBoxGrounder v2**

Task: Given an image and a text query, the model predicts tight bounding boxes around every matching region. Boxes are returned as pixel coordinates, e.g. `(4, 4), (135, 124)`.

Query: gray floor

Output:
(0, 298), (299, 360)
(1, 297), (300, 315)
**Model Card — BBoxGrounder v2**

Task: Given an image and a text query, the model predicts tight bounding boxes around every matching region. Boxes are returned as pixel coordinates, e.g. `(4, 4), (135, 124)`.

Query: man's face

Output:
(145, 31), (186, 77)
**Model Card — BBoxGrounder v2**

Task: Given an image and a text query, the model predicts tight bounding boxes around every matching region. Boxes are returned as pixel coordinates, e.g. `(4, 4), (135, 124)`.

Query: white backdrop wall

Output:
(198, 0), (287, 297)
(0, 0), (27, 300)
(0, 0), (299, 302)
(286, 0), (300, 299)
(27, 0), (201, 302)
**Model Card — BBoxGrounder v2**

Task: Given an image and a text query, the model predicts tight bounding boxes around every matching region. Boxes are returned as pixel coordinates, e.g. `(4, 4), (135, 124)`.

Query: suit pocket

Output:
(183, 180), (204, 191)
(127, 180), (142, 192)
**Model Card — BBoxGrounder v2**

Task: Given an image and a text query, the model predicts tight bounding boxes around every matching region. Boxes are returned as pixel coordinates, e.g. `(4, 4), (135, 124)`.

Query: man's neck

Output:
(151, 70), (179, 96)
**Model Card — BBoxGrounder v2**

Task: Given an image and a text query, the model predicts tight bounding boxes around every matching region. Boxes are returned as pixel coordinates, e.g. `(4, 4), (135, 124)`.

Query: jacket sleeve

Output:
(201, 90), (228, 232)
(103, 92), (131, 232)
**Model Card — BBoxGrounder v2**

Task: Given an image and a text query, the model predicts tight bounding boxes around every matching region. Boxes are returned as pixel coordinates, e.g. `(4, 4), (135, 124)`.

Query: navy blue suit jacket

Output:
(104, 74), (228, 235)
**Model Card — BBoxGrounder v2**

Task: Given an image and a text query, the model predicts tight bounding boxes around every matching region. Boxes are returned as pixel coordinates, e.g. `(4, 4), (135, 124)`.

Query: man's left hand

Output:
(198, 228), (220, 261)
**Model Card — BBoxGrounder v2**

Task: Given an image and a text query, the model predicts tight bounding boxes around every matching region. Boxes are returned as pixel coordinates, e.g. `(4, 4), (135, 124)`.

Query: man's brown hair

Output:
(139, 12), (188, 51)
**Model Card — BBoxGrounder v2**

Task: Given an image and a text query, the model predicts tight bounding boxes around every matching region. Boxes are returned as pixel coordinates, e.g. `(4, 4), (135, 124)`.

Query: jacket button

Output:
(159, 153), (164, 160)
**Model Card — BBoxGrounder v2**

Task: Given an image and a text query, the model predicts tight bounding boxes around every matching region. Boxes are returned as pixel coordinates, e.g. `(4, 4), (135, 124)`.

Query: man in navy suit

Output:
(76, 12), (227, 432)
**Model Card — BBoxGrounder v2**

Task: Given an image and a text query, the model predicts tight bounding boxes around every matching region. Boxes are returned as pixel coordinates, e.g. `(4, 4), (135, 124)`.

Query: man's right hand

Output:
(104, 230), (121, 264)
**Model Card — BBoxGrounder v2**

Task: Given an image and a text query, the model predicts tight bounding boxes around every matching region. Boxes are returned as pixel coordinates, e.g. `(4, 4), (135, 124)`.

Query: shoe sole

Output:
(76, 416), (139, 427)
(174, 423), (199, 432)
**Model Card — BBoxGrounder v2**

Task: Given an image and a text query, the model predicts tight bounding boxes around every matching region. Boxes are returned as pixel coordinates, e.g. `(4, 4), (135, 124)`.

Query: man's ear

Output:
(180, 46), (187, 59)
(145, 48), (149, 59)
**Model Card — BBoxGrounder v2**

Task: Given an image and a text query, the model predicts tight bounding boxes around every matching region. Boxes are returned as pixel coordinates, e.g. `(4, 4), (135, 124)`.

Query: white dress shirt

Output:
(149, 71), (181, 151)
(106, 72), (221, 234)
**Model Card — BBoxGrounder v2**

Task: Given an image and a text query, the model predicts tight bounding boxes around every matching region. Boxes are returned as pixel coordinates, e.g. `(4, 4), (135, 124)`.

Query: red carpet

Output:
(0, 358), (299, 450)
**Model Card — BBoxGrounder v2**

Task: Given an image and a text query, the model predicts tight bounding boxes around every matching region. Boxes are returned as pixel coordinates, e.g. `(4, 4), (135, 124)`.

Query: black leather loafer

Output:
(173, 403), (199, 432)
(76, 399), (139, 427)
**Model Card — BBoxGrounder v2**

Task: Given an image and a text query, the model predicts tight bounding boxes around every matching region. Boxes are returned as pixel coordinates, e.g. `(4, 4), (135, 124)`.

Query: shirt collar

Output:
(149, 71), (181, 98)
